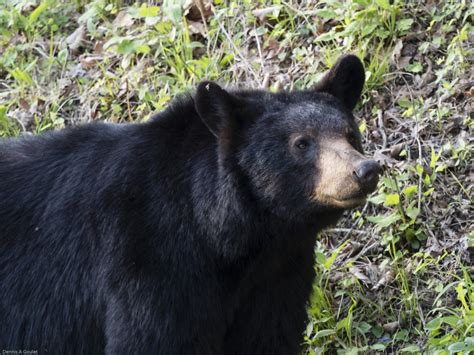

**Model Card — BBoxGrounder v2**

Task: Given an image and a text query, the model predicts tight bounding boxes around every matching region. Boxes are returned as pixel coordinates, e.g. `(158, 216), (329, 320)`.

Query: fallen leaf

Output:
(67, 26), (87, 53)
(184, 0), (213, 21)
(466, 86), (474, 98)
(372, 269), (394, 290)
(113, 11), (134, 28)
(93, 40), (106, 55)
(349, 266), (370, 284)
(187, 20), (207, 36)
(398, 56), (411, 69)
(383, 321), (400, 333)
(390, 39), (403, 66)
(79, 55), (100, 69)
(252, 6), (280, 20)
(19, 98), (29, 110)
(374, 150), (396, 167)
(389, 143), (405, 158)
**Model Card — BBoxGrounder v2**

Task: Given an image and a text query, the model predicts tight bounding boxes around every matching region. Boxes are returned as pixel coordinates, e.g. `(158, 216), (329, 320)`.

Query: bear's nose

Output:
(353, 160), (382, 192)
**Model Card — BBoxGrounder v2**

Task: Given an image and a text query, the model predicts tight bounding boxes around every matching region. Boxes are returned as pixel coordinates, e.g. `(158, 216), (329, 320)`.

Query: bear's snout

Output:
(352, 160), (382, 193)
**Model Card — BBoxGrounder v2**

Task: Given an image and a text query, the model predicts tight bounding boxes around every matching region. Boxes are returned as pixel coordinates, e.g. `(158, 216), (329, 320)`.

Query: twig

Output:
(253, 24), (265, 78)
(377, 109), (388, 149)
(345, 239), (381, 264)
(125, 79), (133, 122)
(344, 202), (369, 239)
(194, 0), (209, 35)
(217, 22), (259, 81)
(329, 228), (371, 235)
(398, 74), (424, 211)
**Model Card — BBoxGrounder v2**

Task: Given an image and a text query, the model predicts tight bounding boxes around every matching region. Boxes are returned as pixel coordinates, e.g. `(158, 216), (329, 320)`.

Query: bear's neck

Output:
(191, 156), (334, 262)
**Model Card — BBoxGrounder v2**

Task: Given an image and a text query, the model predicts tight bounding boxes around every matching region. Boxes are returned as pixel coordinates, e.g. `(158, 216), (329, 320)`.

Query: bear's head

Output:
(194, 55), (381, 219)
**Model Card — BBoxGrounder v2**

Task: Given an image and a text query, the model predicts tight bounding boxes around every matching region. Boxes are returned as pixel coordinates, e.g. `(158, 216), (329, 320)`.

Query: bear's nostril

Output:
(354, 160), (382, 188)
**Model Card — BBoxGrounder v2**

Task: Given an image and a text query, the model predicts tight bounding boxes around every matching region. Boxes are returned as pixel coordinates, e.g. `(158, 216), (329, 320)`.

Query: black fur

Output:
(0, 56), (366, 354)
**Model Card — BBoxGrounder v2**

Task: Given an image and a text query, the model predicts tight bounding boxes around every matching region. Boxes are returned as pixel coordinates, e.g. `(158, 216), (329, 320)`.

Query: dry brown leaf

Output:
(79, 55), (100, 69)
(398, 56), (411, 69)
(93, 40), (106, 55)
(113, 11), (134, 28)
(383, 321), (400, 333)
(19, 98), (29, 111)
(67, 26), (87, 53)
(20, 1), (36, 13)
(389, 143), (405, 158)
(349, 266), (370, 284)
(466, 86), (474, 98)
(187, 20), (207, 36)
(390, 39), (403, 67)
(184, 0), (213, 21)
(372, 269), (394, 290)
(374, 150), (396, 168)
(252, 6), (280, 20)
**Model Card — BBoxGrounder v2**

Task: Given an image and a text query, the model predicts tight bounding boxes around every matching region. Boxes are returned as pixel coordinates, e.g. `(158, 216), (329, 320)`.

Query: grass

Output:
(0, 0), (472, 353)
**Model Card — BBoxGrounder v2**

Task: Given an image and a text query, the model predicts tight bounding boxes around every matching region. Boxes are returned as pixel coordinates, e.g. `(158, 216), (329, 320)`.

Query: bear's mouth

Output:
(332, 196), (366, 208)
(312, 189), (369, 209)
(327, 191), (368, 208)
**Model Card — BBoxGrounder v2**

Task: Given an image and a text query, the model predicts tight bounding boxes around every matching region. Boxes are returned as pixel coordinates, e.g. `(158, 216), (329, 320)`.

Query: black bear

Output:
(0, 55), (381, 354)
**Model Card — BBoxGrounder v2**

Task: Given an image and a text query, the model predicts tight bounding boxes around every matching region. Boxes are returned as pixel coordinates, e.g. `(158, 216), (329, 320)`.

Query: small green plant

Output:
(426, 266), (474, 353)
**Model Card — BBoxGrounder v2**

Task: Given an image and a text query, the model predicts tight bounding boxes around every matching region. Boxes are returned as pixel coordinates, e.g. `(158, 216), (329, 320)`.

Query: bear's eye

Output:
(294, 137), (310, 150)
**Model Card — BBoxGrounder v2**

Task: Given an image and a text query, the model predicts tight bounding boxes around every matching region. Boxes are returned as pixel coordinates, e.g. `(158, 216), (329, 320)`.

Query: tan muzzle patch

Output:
(311, 137), (367, 208)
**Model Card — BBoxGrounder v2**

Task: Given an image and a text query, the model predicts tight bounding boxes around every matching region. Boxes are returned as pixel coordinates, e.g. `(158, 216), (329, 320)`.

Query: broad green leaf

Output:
(357, 321), (372, 334)
(375, 0), (391, 10)
(324, 240), (348, 270)
(442, 316), (460, 328)
(117, 40), (137, 55)
(371, 343), (386, 350)
(371, 325), (384, 338)
(315, 251), (326, 266)
(136, 44), (151, 54)
(314, 9), (337, 19)
(385, 193), (400, 206)
(186, 41), (205, 49)
(406, 62), (423, 73)
(426, 317), (442, 331)
(406, 201), (420, 220)
(345, 348), (359, 355)
(220, 53), (234, 66)
(162, 0), (185, 23)
(437, 333), (453, 346)
(398, 18), (414, 32)
(447, 342), (466, 352)
(397, 97), (412, 109)
(367, 213), (401, 228)
(314, 329), (335, 338)
(400, 344), (421, 353)
(315, 32), (336, 42)
(10, 68), (33, 85)
(368, 194), (385, 205)
(138, 5), (160, 18)
(455, 282), (468, 310)
(361, 23), (378, 37)
(253, 27), (267, 36)
(29, 1), (49, 23)
(402, 185), (418, 198)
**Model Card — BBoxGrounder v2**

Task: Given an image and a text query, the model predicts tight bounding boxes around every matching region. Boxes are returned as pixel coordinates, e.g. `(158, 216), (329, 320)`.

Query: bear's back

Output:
(0, 124), (131, 352)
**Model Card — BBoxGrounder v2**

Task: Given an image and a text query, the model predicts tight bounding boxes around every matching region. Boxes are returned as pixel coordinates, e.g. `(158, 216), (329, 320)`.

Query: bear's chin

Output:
(323, 195), (367, 209)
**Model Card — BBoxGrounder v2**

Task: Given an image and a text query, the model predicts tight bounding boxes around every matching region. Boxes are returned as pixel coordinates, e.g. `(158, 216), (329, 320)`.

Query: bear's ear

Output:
(194, 81), (234, 137)
(315, 55), (365, 111)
